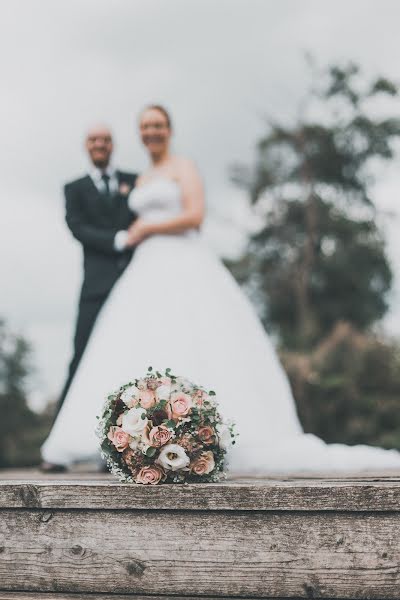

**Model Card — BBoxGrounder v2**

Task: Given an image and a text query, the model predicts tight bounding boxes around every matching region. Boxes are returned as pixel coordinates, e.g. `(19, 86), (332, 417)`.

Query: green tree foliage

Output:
(282, 322), (400, 449)
(0, 320), (52, 468)
(230, 62), (400, 349)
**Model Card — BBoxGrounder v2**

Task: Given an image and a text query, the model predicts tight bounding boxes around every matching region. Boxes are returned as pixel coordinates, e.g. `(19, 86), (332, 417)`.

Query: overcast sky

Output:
(2, 0), (400, 408)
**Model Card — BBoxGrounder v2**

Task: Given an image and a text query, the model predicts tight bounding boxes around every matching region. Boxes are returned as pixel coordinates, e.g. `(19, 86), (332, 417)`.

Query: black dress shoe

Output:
(39, 461), (67, 473)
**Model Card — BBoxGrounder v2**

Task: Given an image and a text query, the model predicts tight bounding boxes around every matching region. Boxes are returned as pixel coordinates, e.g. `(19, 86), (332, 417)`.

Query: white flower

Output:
(156, 443), (190, 471)
(156, 383), (171, 401)
(121, 407), (148, 436)
(216, 423), (232, 451)
(121, 385), (140, 406)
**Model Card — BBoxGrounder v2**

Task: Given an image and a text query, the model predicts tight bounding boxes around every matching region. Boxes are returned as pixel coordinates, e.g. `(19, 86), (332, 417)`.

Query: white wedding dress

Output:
(42, 177), (400, 473)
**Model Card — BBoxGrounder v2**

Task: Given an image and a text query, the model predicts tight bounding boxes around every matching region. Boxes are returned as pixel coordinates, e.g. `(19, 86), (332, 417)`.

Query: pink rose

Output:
(139, 389), (156, 409)
(198, 425), (216, 445)
(108, 426), (130, 452)
(190, 450), (215, 475)
(135, 465), (165, 485)
(167, 392), (192, 420)
(149, 425), (172, 447)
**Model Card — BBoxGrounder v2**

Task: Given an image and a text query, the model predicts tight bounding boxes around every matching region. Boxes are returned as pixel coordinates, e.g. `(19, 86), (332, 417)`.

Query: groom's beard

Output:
(92, 158), (110, 169)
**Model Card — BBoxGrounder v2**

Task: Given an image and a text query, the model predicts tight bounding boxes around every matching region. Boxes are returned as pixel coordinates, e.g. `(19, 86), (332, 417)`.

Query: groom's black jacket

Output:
(56, 170), (137, 414)
(65, 170), (137, 299)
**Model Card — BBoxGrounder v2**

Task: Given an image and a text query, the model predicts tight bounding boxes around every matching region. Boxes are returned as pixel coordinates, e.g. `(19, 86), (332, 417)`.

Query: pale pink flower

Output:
(139, 389), (156, 409)
(108, 426), (130, 452)
(190, 451), (215, 475)
(193, 389), (209, 406)
(149, 425), (172, 448)
(167, 392), (192, 420)
(135, 465), (165, 485)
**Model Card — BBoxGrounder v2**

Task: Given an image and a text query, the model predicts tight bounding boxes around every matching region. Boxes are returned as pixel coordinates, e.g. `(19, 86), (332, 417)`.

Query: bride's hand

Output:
(126, 219), (152, 247)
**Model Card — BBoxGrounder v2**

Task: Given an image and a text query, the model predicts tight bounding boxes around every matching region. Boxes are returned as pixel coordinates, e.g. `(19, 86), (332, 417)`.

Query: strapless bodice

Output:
(129, 177), (186, 223)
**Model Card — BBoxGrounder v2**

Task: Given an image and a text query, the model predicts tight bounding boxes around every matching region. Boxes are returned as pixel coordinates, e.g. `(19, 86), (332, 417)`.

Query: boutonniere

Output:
(119, 182), (131, 197)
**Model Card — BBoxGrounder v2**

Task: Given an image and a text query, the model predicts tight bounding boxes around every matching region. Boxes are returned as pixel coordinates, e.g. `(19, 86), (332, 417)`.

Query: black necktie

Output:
(101, 173), (111, 196)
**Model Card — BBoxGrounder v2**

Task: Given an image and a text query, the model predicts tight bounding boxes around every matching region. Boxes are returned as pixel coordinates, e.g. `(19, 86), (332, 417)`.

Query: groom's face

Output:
(86, 127), (113, 169)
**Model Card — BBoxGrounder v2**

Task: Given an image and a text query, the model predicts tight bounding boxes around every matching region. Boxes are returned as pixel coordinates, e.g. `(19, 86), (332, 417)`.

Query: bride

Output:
(42, 105), (400, 474)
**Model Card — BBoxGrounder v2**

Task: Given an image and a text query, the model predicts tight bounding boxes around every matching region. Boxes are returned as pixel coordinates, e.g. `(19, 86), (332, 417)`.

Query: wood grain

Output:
(2, 478), (400, 511)
(1, 509), (400, 597)
(0, 594), (300, 600)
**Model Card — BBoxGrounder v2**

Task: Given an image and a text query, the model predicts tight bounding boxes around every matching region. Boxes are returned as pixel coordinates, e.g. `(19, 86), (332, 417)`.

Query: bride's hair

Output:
(141, 104), (172, 129)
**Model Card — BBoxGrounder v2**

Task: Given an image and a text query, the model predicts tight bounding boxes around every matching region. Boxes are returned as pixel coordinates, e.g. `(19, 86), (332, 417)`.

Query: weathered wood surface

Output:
(1, 508), (400, 597)
(2, 476), (400, 598)
(0, 595), (325, 600)
(0, 595), (297, 600)
(2, 477), (400, 511)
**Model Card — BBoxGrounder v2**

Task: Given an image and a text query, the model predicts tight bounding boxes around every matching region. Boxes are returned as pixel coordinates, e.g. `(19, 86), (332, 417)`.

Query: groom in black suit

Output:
(46, 127), (137, 469)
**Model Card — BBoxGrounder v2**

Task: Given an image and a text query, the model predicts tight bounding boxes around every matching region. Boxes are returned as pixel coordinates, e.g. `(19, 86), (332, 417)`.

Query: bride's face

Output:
(139, 108), (171, 156)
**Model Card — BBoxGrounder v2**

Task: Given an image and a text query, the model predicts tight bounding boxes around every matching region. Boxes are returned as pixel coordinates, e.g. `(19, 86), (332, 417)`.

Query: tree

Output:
(0, 319), (52, 468)
(230, 62), (400, 349)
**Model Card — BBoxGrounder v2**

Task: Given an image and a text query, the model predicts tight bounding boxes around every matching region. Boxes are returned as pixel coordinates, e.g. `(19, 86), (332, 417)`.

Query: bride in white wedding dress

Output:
(42, 105), (400, 473)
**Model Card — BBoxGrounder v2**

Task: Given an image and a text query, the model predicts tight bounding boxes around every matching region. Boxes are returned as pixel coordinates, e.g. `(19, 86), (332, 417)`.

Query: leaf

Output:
(146, 447), (157, 457)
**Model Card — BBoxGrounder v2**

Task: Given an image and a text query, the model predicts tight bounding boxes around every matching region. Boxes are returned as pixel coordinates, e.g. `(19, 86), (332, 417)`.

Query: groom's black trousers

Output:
(55, 295), (106, 415)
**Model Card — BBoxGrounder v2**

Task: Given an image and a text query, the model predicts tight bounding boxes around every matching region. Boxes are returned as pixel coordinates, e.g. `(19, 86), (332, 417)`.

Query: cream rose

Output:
(216, 423), (232, 450)
(167, 392), (192, 420)
(156, 443), (190, 471)
(107, 426), (130, 452)
(156, 381), (172, 401)
(120, 384), (140, 407)
(135, 465), (165, 485)
(139, 389), (156, 409)
(190, 450), (215, 475)
(121, 407), (148, 436)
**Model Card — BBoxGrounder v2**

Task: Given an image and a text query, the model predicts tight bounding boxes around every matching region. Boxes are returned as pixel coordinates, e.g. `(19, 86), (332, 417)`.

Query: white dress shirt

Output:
(89, 165), (129, 252)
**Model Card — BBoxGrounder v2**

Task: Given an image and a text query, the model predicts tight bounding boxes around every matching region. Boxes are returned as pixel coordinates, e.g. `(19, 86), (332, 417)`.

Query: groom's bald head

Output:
(85, 125), (113, 169)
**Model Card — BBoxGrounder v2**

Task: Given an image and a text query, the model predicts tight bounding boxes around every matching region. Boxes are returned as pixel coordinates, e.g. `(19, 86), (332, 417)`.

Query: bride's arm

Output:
(126, 159), (205, 245)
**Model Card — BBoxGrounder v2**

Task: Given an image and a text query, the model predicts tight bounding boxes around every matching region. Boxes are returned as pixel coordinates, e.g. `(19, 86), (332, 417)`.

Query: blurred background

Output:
(2, 0), (400, 467)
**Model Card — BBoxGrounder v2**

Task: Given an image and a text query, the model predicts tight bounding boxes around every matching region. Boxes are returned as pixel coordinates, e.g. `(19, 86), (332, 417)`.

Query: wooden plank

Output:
(2, 479), (400, 511)
(0, 594), (306, 600)
(1, 509), (400, 597)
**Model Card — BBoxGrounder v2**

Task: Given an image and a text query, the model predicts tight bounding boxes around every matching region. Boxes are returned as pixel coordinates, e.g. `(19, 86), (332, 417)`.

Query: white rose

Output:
(121, 385), (140, 406)
(156, 384), (171, 401)
(156, 443), (190, 471)
(121, 407), (148, 436)
(216, 424), (232, 451)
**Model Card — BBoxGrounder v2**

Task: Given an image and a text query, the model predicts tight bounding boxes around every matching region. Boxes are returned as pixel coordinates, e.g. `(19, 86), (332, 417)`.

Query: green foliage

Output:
(0, 320), (53, 468)
(229, 61), (400, 348)
(282, 323), (400, 449)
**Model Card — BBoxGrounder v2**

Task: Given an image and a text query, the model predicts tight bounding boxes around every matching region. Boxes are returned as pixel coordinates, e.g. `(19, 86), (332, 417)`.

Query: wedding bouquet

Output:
(97, 367), (237, 484)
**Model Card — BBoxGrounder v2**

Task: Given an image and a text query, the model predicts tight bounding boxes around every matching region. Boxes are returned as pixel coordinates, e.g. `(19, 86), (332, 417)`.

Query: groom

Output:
(42, 126), (137, 471)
